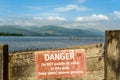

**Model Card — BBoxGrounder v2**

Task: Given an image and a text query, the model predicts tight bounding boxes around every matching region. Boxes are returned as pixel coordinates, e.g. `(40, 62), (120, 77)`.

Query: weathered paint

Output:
(35, 49), (86, 79)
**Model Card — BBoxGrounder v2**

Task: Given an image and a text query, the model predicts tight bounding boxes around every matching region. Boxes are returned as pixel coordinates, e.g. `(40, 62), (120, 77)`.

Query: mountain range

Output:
(0, 25), (104, 36)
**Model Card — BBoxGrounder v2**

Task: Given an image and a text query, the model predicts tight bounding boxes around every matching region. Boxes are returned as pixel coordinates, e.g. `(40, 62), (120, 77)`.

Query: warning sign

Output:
(35, 49), (86, 79)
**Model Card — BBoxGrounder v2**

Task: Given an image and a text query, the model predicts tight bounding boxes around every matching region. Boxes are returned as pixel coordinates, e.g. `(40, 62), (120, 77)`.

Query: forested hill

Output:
(0, 32), (23, 36)
(0, 25), (104, 36)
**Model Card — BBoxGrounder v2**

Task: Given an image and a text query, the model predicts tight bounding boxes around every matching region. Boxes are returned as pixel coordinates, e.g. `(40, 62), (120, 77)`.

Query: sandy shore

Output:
(10, 43), (104, 54)
(9, 43), (105, 80)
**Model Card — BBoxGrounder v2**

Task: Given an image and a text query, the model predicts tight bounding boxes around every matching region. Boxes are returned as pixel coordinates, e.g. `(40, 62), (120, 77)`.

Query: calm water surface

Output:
(0, 36), (104, 52)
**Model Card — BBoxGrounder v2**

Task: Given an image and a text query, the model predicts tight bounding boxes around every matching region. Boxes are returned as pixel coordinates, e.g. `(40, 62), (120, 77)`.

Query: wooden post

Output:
(105, 30), (120, 80)
(0, 44), (8, 80)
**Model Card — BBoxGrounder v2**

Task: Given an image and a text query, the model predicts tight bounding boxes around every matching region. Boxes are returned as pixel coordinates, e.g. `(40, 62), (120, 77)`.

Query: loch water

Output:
(0, 36), (104, 52)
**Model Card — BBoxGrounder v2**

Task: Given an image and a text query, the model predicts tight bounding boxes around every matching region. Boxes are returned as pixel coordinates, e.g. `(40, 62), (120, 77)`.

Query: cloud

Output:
(55, 4), (90, 12)
(33, 16), (66, 21)
(2, 13), (120, 31)
(114, 11), (120, 18)
(47, 16), (66, 21)
(75, 14), (109, 22)
(0, 16), (66, 27)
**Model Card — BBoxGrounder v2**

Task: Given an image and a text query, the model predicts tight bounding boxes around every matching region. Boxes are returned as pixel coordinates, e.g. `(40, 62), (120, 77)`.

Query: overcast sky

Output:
(0, 0), (120, 31)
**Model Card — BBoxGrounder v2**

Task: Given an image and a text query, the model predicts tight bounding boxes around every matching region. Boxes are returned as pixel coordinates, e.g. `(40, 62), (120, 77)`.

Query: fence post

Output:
(0, 44), (8, 80)
(105, 30), (120, 80)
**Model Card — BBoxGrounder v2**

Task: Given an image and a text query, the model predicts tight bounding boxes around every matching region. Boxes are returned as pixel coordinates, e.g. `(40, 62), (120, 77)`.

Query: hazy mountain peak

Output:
(0, 25), (104, 36)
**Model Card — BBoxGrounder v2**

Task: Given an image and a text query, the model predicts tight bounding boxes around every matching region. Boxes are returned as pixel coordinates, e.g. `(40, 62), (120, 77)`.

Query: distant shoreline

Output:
(0, 32), (23, 36)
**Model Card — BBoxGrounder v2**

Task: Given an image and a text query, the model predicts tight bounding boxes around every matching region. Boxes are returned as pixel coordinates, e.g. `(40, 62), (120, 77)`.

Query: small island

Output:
(0, 32), (23, 36)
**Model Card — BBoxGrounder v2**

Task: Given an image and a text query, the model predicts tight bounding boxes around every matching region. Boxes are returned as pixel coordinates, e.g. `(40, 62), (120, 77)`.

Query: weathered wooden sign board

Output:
(35, 49), (86, 79)
(0, 46), (3, 80)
